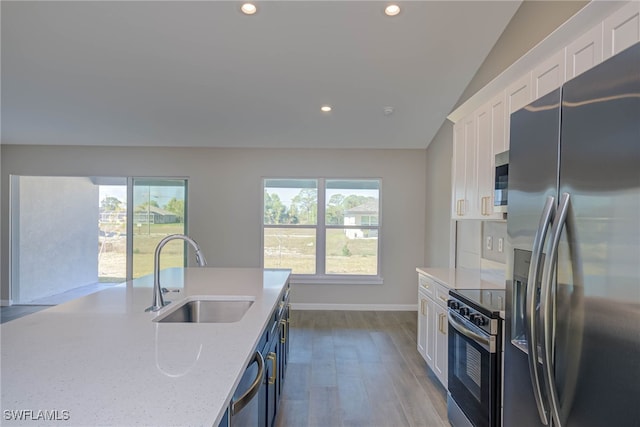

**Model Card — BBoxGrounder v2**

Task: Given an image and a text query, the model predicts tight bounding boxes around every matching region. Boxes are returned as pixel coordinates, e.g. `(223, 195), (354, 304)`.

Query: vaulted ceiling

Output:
(2, 1), (521, 149)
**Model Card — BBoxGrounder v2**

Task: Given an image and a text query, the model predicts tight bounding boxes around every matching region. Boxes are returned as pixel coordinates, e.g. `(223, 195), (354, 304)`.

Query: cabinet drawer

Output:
(418, 275), (436, 296)
(434, 286), (450, 309)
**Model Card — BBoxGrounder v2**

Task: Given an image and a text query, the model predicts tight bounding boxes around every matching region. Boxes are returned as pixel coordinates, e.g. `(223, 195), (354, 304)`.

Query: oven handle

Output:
(447, 311), (495, 353)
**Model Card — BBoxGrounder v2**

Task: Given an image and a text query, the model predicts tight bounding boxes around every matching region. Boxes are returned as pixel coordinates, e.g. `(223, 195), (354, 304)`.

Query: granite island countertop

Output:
(1, 267), (290, 427)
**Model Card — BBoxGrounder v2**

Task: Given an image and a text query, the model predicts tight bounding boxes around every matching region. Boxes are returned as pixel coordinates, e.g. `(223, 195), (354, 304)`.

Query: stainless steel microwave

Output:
(494, 150), (509, 212)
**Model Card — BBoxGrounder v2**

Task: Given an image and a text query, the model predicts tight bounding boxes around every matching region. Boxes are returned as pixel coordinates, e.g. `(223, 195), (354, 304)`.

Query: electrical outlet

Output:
(486, 236), (493, 251)
(498, 238), (504, 253)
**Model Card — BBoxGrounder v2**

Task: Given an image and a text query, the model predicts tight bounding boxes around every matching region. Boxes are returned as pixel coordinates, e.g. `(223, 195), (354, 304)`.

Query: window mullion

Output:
(316, 179), (326, 276)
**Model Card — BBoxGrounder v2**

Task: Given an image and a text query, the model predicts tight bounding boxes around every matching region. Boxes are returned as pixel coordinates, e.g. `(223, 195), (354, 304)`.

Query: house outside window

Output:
(263, 178), (381, 284)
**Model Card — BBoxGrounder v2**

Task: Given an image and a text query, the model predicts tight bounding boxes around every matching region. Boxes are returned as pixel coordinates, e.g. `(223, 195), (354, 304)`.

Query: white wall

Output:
(1, 145), (426, 307)
(12, 176), (98, 302)
(423, 121), (453, 267)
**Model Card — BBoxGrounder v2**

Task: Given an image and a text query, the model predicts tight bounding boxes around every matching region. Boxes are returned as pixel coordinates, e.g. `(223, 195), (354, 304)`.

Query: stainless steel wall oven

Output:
(447, 289), (504, 427)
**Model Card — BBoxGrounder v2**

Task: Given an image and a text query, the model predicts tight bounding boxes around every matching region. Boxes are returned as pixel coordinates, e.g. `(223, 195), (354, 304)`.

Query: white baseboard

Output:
(1, 299), (13, 307)
(290, 303), (417, 311)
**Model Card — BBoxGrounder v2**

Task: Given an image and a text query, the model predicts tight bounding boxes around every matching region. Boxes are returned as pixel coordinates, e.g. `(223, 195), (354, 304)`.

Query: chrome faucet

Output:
(145, 234), (207, 312)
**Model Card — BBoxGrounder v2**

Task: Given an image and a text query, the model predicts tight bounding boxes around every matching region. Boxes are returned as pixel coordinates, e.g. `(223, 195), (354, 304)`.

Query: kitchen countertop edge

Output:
(0, 267), (291, 427)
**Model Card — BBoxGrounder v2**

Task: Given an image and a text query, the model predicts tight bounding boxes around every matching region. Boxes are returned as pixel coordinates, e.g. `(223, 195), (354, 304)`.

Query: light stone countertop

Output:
(1, 267), (290, 427)
(416, 267), (506, 290)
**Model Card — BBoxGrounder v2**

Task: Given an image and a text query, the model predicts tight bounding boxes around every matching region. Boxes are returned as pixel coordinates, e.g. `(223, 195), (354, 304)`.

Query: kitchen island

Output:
(1, 267), (290, 426)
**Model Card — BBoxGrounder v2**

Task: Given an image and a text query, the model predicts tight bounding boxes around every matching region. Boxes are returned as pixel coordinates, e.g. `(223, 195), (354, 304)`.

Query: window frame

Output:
(261, 177), (383, 285)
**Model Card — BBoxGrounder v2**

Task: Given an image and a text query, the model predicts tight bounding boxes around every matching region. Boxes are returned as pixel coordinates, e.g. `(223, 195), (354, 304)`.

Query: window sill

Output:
(289, 275), (384, 285)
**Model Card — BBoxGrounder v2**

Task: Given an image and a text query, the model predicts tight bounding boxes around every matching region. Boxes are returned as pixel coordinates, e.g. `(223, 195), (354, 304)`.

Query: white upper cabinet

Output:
(533, 49), (566, 99)
(566, 23), (604, 80)
(505, 72), (533, 147)
(506, 72), (534, 114)
(452, 116), (477, 219)
(603, 1), (640, 59)
(475, 97), (504, 220)
(452, 122), (466, 219)
(476, 106), (492, 218)
(449, 1), (638, 221)
(490, 92), (507, 156)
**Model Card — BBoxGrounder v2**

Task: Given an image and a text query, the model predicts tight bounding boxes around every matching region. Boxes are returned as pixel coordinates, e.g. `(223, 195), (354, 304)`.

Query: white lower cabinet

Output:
(432, 302), (448, 385)
(417, 274), (448, 388)
(417, 288), (431, 364)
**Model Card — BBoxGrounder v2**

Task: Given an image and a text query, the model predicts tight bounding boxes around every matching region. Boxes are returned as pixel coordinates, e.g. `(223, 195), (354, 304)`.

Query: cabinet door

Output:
(452, 121), (467, 218)
(433, 303), (448, 388)
(505, 72), (533, 148)
(425, 297), (437, 368)
(490, 92), (507, 155)
(533, 49), (566, 99)
(278, 318), (287, 395)
(475, 93), (509, 220)
(452, 115), (477, 219)
(566, 23), (603, 81)
(475, 104), (494, 218)
(603, 1), (640, 60)
(265, 338), (278, 427)
(417, 295), (428, 360)
(463, 116), (477, 218)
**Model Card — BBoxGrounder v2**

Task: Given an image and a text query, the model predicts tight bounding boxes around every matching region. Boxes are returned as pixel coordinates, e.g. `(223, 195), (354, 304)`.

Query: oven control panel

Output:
(447, 296), (498, 335)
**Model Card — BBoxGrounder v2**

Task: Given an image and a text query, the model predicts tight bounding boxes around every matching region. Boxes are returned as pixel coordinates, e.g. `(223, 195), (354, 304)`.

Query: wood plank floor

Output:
(275, 310), (449, 427)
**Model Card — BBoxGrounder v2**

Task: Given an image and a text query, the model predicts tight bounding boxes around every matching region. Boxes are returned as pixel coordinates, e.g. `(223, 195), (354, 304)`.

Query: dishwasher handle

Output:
(230, 351), (264, 416)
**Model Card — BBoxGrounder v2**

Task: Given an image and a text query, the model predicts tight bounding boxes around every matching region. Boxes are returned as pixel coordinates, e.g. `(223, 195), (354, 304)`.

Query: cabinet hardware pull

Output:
(438, 295), (448, 303)
(280, 319), (287, 343)
(438, 313), (447, 335)
(420, 299), (426, 315)
(267, 352), (277, 385)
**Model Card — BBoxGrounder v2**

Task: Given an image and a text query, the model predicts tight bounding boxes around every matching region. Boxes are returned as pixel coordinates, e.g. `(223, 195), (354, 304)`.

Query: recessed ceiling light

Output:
(321, 105), (332, 113)
(241, 3), (257, 15)
(384, 4), (400, 17)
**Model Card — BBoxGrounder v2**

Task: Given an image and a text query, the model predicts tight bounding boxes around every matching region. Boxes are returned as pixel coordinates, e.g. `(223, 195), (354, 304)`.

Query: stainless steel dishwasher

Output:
(229, 351), (265, 427)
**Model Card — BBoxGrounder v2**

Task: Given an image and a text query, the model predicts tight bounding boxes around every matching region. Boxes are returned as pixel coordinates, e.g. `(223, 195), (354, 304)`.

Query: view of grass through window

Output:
(98, 179), (188, 281)
(98, 184), (127, 282)
(263, 179), (380, 277)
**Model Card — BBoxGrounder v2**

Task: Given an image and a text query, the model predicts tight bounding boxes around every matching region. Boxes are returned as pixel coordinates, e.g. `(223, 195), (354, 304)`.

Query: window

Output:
(262, 178), (381, 283)
(9, 175), (188, 305)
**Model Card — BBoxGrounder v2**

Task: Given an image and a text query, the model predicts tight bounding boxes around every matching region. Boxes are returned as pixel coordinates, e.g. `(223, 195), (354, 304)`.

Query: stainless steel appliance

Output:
(494, 150), (509, 213)
(504, 42), (640, 427)
(447, 289), (505, 427)
(229, 351), (265, 427)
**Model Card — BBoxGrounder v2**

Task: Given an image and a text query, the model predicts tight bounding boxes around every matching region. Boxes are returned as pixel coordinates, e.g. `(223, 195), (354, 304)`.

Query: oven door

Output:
(447, 310), (499, 427)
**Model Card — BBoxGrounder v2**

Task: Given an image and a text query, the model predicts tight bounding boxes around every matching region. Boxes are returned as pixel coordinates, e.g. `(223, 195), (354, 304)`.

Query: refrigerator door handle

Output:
(525, 195), (556, 426)
(540, 192), (571, 427)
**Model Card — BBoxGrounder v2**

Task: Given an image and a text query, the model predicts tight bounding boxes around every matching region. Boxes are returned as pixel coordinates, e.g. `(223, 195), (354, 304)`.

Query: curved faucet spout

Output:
(145, 234), (207, 312)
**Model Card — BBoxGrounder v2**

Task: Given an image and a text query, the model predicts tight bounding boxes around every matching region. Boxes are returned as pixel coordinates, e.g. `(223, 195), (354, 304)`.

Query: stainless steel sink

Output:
(153, 297), (254, 323)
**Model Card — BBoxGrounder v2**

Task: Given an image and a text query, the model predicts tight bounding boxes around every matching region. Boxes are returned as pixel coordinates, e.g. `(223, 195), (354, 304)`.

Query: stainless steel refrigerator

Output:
(504, 42), (640, 427)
